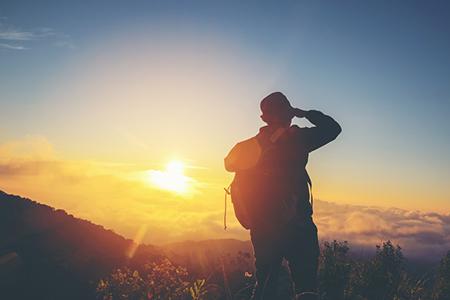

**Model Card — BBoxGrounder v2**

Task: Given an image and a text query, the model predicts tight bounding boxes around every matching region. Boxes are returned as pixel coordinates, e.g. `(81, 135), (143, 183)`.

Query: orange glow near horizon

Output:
(0, 135), (449, 248)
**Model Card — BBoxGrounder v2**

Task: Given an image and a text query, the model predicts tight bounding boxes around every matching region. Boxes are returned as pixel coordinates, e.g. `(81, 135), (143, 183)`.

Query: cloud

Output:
(0, 29), (36, 41)
(0, 20), (73, 50)
(314, 200), (450, 259)
(0, 25), (58, 41)
(0, 43), (27, 50)
(0, 135), (55, 161)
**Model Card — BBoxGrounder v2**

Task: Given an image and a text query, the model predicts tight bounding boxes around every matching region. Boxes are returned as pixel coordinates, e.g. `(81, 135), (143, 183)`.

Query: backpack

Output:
(224, 127), (313, 230)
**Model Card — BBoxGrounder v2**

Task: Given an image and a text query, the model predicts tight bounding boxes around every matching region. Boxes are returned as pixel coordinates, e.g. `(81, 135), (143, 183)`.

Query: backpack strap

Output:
(305, 170), (314, 213)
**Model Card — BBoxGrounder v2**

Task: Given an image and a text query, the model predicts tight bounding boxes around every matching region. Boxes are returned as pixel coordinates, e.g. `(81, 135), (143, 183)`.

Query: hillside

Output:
(0, 190), (161, 300)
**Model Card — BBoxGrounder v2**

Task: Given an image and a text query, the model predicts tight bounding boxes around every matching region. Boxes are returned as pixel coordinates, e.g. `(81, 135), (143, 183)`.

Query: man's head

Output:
(260, 92), (294, 126)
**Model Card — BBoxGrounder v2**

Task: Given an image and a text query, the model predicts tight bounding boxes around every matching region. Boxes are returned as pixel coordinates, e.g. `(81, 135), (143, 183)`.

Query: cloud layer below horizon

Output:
(314, 200), (450, 259)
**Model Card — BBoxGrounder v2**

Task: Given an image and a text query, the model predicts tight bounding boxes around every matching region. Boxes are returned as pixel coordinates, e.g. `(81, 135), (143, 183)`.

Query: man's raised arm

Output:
(295, 108), (342, 152)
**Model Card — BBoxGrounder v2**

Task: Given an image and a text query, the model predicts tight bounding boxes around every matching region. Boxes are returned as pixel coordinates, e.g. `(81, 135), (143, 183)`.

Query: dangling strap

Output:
(223, 185), (231, 230)
(305, 171), (314, 212)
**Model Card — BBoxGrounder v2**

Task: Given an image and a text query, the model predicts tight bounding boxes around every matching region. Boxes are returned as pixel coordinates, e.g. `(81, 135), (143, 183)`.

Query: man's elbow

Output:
(333, 122), (342, 139)
(325, 121), (342, 141)
(224, 158), (236, 172)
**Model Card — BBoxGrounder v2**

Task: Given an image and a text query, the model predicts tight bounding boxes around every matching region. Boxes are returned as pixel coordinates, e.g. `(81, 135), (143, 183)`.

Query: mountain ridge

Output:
(0, 190), (162, 299)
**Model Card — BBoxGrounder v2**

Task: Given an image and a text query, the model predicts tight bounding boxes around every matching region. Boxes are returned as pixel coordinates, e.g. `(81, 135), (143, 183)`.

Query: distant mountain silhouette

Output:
(0, 190), (161, 300)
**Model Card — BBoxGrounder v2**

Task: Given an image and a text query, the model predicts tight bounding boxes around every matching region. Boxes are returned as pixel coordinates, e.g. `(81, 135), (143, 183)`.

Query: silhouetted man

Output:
(224, 92), (341, 300)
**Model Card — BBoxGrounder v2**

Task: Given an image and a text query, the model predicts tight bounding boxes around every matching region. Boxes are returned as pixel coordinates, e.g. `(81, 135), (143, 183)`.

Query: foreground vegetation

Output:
(97, 241), (450, 300)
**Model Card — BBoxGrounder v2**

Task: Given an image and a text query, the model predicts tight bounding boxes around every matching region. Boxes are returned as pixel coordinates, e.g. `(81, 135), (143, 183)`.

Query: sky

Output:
(1, 1), (449, 255)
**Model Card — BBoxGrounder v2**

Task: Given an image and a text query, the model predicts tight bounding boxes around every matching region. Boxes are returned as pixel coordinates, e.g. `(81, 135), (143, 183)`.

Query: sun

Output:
(148, 160), (190, 194)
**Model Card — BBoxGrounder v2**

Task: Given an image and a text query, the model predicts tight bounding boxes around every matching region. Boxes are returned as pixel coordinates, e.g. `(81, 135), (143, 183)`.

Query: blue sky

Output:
(1, 0), (450, 212)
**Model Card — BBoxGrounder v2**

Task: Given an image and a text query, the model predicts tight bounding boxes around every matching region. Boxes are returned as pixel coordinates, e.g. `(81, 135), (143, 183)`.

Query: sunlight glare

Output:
(148, 160), (190, 194)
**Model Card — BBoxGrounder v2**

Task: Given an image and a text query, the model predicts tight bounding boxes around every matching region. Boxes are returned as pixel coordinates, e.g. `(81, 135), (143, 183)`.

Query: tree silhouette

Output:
(318, 240), (352, 300)
(433, 251), (450, 300)
(349, 241), (405, 299)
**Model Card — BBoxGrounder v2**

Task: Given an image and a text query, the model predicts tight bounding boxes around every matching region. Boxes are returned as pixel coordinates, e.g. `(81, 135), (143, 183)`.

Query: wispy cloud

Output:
(0, 26), (58, 42)
(0, 29), (36, 41)
(0, 43), (28, 50)
(0, 19), (73, 50)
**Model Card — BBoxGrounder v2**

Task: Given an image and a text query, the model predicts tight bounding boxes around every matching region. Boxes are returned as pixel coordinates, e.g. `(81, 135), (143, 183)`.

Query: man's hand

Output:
(293, 108), (308, 118)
